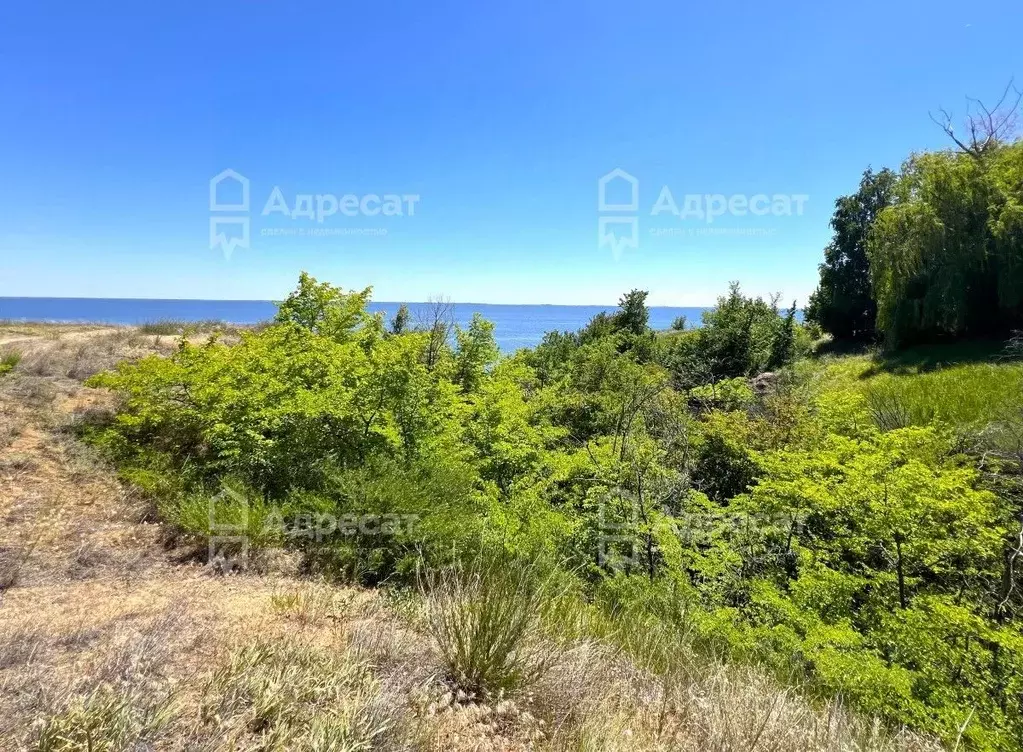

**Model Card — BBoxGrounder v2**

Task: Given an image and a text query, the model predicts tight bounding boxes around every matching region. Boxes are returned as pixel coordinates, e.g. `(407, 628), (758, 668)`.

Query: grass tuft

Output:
(199, 637), (395, 748)
(270, 583), (353, 624)
(0, 348), (22, 376)
(32, 685), (175, 752)
(137, 320), (186, 335)
(422, 553), (562, 699)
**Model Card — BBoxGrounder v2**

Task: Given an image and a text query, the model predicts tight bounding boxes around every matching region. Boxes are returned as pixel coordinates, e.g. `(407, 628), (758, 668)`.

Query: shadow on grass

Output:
(860, 340), (1016, 378)
(810, 339), (874, 360)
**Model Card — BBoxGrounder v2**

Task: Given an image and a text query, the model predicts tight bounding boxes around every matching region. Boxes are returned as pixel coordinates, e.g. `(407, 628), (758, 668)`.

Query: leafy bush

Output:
(87, 272), (1023, 747)
(657, 284), (806, 389)
(0, 348), (22, 376)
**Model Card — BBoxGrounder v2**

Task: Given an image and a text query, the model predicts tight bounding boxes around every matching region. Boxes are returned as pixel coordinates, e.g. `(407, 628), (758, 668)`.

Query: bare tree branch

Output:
(930, 79), (1022, 161)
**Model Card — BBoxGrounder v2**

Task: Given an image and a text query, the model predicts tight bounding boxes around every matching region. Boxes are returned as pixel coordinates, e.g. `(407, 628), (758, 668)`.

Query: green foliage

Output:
(200, 637), (391, 748)
(389, 303), (410, 335)
(138, 319), (188, 335)
(818, 353), (1023, 432)
(613, 288), (650, 335)
(870, 141), (1023, 346)
(767, 301), (798, 369)
(274, 270), (381, 342)
(806, 135), (1023, 351)
(524, 329), (578, 387)
(0, 349), (21, 376)
(454, 312), (499, 393)
(34, 685), (174, 752)
(657, 283), (804, 387)
(89, 273), (1023, 748)
(807, 167), (897, 341)
(691, 411), (759, 502)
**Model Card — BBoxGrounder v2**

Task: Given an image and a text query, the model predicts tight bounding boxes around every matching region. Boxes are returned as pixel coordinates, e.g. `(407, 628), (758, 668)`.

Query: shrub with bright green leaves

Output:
(0, 349), (21, 376)
(86, 272), (1023, 748)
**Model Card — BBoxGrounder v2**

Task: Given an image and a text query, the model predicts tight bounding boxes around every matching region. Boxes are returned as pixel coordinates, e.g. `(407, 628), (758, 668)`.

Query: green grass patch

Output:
(199, 637), (392, 747)
(137, 319), (232, 336)
(814, 345), (1023, 432)
(33, 685), (175, 752)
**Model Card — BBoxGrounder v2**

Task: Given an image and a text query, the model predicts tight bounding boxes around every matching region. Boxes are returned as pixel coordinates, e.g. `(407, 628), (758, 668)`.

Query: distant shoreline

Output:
(0, 299), (714, 352)
(0, 295), (716, 308)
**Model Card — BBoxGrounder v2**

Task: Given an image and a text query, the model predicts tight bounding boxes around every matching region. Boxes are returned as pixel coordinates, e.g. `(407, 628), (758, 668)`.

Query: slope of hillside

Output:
(0, 324), (943, 751)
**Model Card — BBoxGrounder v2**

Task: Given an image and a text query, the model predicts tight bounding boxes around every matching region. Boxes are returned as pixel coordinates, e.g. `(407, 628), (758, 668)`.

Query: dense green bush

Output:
(88, 273), (1023, 748)
(656, 283), (807, 389)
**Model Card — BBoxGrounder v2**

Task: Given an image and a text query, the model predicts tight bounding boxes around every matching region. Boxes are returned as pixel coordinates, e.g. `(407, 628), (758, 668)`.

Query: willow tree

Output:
(868, 140), (1023, 346)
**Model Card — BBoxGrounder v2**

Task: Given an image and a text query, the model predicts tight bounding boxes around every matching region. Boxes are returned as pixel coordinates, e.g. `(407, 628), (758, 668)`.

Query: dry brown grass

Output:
(534, 651), (942, 752)
(14, 329), (177, 381)
(0, 326), (171, 593)
(0, 324), (946, 752)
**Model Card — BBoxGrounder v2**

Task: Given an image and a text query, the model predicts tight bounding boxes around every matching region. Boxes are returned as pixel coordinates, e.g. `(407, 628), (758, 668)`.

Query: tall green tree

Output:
(869, 141), (1023, 345)
(390, 303), (410, 335)
(806, 168), (897, 342)
(454, 313), (499, 393)
(275, 271), (379, 343)
(613, 289), (650, 335)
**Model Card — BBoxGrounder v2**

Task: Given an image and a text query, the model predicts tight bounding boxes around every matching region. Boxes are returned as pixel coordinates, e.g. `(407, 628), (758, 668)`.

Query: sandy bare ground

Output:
(0, 326), (122, 348)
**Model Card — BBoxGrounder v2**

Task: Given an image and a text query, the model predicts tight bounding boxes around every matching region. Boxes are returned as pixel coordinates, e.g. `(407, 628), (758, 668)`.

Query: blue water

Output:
(0, 297), (708, 352)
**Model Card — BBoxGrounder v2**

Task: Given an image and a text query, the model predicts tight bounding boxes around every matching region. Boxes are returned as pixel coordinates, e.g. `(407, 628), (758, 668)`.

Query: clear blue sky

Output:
(1, 1), (1019, 305)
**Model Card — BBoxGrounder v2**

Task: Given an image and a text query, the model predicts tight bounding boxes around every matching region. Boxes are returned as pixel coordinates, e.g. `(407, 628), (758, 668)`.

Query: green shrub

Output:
(86, 273), (1023, 747)
(0, 349), (21, 376)
(688, 376), (755, 411)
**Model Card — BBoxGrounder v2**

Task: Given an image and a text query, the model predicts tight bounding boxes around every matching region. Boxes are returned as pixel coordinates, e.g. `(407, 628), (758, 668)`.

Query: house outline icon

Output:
(209, 168), (250, 213)
(598, 168), (639, 212)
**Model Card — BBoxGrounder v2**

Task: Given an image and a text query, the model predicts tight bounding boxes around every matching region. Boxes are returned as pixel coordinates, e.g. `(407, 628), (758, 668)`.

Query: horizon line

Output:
(0, 294), (721, 308)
